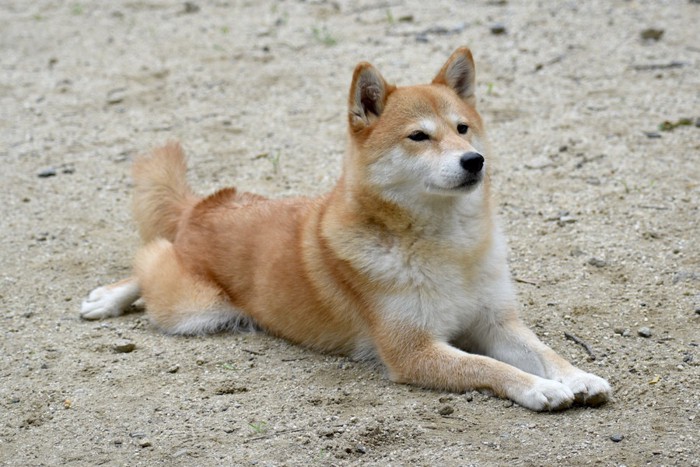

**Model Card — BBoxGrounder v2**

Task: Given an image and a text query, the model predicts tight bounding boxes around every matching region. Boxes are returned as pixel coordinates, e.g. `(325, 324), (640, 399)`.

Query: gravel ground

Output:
(1, 1), (698, 465)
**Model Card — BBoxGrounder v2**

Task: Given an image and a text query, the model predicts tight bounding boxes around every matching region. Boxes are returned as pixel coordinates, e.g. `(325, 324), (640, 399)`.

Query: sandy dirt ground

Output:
(1, 0), (699, 465)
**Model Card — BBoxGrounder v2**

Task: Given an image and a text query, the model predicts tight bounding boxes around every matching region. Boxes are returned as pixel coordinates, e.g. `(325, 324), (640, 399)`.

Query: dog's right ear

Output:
(348, 62), (391, 132)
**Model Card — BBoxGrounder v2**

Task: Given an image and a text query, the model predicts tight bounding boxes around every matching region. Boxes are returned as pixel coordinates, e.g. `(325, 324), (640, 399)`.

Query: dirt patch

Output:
(1, 1), (698, 465)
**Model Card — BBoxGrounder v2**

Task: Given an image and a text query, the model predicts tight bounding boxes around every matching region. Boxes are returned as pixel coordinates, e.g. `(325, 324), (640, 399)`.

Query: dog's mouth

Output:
(454, 175), (482, 190)
(426, 173), (483, 195)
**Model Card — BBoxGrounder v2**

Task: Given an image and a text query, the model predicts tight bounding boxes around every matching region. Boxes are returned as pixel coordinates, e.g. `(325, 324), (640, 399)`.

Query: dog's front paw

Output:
(560, 370), (612, 407)
(511, 377), (575, 412)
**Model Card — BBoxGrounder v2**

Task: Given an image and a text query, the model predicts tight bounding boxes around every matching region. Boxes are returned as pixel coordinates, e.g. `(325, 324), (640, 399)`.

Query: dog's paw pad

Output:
(516, 378), (574, 412)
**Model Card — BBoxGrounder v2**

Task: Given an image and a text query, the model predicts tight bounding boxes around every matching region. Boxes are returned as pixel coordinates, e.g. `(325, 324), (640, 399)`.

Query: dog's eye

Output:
(408, 131), (430, 142)
(457, 123), (469, 135)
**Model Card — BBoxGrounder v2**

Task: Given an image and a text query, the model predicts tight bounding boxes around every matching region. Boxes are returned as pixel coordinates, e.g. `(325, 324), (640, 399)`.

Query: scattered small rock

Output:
(106, 88), (127, 105)
(438, 405), (454, 416)
(637, 327), (653, 338)
(355, 445), (367, 454)
(614, 327), (630, 337)
(113, 339), (136, 353)
(643, 131), (662, 139)
(695, 307), (700, 315)
(588, 257), (607, 268)
(37, 167), (56, 178)
(546, 210), (577, 226)
(138, 438), (152, 448)
(490, 23), (507, 35)
(558, 215), (577, 226)
(173, 448), (189, 458)
(183, 2), (200, 14)
(167, 364), (180, 374)
(640, 28), (664, 41)
(610, 433), (624, 442)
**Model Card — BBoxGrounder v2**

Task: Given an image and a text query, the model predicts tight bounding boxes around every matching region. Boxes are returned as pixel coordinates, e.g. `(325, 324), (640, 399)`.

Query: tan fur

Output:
(131, 142), (200, 243)
(82, 47), (611, 411)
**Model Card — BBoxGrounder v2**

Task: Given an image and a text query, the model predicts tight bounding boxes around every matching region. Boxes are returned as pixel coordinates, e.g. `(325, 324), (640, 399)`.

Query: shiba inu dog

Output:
(81, 47), (611, 411)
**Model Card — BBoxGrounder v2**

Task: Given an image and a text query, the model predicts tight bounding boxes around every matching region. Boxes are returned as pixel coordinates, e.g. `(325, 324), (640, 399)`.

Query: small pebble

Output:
(640, 28), (664, 41)
(558, 215), (577, 226)
(138, 439), (152, 448)
(637, 327), (652, 338)
(106, 89), (126, 105)
(355, 445), (367, 454)
(167, 364), (180, 374)
(610, 434), (624, 443)
(438, 405), (454, 416)
(490, 23), (507, 35)
(183, 2), (200, 14)
(37, 168), (56, 178)
(114, 339), (136, 353)
(588, 257), (607, 268)
(173, 448), (189, 458)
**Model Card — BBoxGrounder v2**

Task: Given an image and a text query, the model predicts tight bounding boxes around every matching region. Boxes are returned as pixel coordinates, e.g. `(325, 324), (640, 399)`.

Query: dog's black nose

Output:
(460, 152), (484, 174)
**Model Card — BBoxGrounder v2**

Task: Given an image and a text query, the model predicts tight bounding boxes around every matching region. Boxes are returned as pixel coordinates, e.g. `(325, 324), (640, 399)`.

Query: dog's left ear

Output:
(348, 62), (392, 132)
(432, 47), (476, 105)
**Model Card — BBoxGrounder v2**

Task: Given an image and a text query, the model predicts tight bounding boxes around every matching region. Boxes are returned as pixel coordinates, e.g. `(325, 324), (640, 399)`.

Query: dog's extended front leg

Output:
(373, 322), (575, 411)
(80, 277), (141, 320)
(472, 312), (612, 406)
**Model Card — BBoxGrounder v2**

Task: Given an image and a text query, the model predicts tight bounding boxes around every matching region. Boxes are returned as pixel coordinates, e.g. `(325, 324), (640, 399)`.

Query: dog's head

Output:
(345, 47), (489, 207)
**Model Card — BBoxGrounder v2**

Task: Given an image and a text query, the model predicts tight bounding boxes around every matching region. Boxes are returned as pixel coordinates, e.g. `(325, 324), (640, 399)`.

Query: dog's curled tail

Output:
(131, 142), (200, 243)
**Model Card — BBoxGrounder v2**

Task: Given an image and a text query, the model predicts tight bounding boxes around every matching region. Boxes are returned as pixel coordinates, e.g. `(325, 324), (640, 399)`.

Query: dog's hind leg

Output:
(81, 277), (141, 320)
(134, 238), (254, 335)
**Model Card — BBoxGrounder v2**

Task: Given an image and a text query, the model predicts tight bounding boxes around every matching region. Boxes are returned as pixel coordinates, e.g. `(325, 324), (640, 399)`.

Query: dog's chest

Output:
(359, 225), (514, 338)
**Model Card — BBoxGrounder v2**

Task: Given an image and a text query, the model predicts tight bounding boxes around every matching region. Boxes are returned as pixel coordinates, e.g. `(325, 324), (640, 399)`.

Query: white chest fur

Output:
(358, 214), (517, 341)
